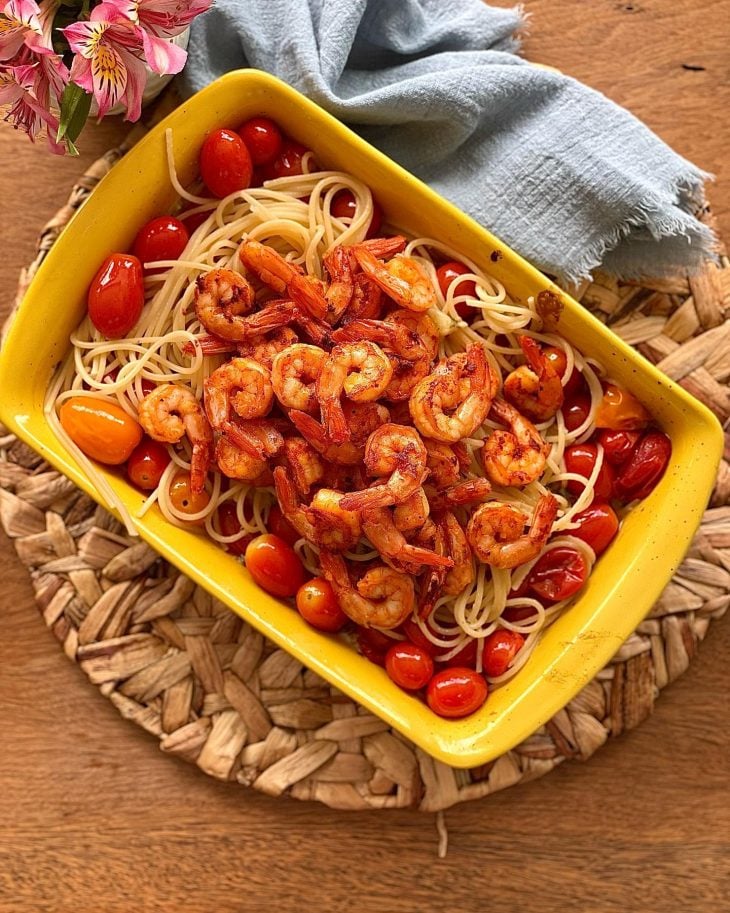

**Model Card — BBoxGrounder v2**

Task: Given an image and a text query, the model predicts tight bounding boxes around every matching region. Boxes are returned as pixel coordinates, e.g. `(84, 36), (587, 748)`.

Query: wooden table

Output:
(1, 3), (728, 911)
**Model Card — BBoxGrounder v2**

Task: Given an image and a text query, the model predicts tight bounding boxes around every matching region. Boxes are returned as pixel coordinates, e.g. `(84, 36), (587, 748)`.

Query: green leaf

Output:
(56, 82), (92, 153)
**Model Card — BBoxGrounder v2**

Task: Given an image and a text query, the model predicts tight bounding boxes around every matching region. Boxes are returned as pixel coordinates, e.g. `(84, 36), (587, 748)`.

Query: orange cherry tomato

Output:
(245, 533), (306, 597)
(59, 397), (142, 465)
(385, 642), (434, 691)
(296, 577), (347, 632)
(126, 438), (171, 490)
(594, 383), (651, 430)
(267, 504), (300, 546)
(543, 345), (567, 376)
(482, 630), (525, 678)
(426, 667), (488, 718)
(544, 346), (585, 397)
(199, 128), (253, 198)
(168, 471), (210, 525)
(87, 253), (144, 338)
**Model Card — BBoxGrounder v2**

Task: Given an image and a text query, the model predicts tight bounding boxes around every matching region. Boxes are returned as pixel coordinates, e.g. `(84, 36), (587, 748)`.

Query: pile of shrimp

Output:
(136, 233), (570, 636)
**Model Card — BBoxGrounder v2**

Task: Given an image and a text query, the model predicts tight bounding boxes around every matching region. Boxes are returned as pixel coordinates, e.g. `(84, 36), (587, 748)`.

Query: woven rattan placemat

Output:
(2, 135), (728, 812)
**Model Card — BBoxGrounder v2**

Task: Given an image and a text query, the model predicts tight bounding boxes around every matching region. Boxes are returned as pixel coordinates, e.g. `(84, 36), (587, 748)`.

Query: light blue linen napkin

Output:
(183, 0), (715, 283)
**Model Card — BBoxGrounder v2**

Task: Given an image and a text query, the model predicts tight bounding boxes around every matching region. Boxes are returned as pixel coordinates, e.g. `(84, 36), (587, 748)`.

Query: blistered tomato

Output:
(267, 503), (300, 546)
(126, 438), (171, 490)
(356, 627), (393, 666)
(482, 630), (525, 678)
(59, 397), (142, 465)
(436, 261), (477, 319)
(168, 472), (210, 524)
(564, 443), (616, 501)
(199, 128), (253, 198)
(385, 642), (434, 691)
(87, 253), (144, 338)
(569, 502), (619, 555)
(296, 577), (347, 632)
(132, 216), (189, 266)
(598, 429), (641, 466)
(528, 547), (589, 602)
(614, 431), (672, 501)
(595, 384), (651, 431)
(426, 668), (488, 718)
(244, 533), (306, 597)
(237, 116), (283, 165)
(217, 501), (253, 557)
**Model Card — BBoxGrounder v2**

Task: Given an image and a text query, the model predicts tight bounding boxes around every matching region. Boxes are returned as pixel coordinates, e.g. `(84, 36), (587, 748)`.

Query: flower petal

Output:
(90, 42), (127, 118)
(140, 28), (186, 74)
(117, 45), (146, 121)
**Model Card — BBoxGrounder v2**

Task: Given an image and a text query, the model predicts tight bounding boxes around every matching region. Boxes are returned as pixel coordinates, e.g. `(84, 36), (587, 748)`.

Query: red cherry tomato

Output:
(598, 429), (641, 466)
(614, 431), (672, 501)
(440, 639), (478, 668)
(385, 642), (434, 691)
(544, 347), (585, 398)
(126, 438), (171, 491)
(528, 547), (589, 602)
(269, 141), (313, 179)
(357, 627), (393, 666)
(595, 383), (651, 431)
(426, 668), (488, 719)
(543, 346), (567, 377)
(244, 533), (306, 597)
(87, 253), (144, 338)
(140, 378), (157, 397)
(502, 603), (540, 623)
(436, 261), (477, 319)
(132, 216), (189, 266)
(562, 394), (591, 432)
(296, 577), (348, 632)
(179, 208), (210, 233)
(570, 502), (619, 555)
(330, 189), (383, 238)
(199, 128), (253, 198)
(217, 501), (254, 557)
(482, 630), (525, 678)
(399, 618), (439, 656)
(237, 116), (283, 165)
(267, 504), (300, 546)
(564, 443), (616, 501)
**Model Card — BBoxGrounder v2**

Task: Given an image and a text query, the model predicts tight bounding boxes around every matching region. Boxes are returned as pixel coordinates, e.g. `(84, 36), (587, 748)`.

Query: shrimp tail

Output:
(401, 544), (454, 569)
(339, 485), (393, 512)
(182, 334), (237, 356)
(190, 441), (211, 494)
(320, 397), (350, 444)
(360, 236), (407, 259)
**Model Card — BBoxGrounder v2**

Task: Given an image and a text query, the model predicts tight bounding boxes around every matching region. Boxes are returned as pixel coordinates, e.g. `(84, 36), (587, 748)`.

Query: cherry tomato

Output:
(267, 504), (300, 546)
(595, 383), (651, 430)
(614, 431), (672, 501)
(482, 630), (525, 678)
(168, 471), (210, 525)
(87, 253), (144, 338)
(426, 668), (488, 719)
(564, 443), (616, 501)
(543, 345), (567, 377)
(562, 394), (591, 433)
(385, 642), (434, 691)
(179, 208), (210, 233)
(296, 577), (347, 632)
(237, 116), (283, 165)
(528, 547), (589, 602)
(436, 261), (477, 319)
(244, 533), (306, 597)
(140, 378), (157, 397)
(502, 603), (540, 623)
(217, 501), (253, 557)
(199, 128), (253, 198)
(59, 396), (142, 465)
(269, 141), (313, 179)
(570, 502), (619, 555)
(330, 189), (383, 238)
(126, 438), (171, 491)
(399, 618), (439, 656)
(440, 639), (478, 668)
(598, 429), (641, 466)
(357, 626), (393, 666)
(132, 216), (189, 267)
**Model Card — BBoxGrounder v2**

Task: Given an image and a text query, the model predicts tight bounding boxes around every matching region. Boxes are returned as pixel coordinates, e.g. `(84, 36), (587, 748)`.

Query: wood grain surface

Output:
(1, 2), (728, 911)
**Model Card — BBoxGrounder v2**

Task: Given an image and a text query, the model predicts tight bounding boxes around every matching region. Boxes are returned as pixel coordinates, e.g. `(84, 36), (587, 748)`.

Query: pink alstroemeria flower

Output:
(105, 0), (211, 75)
(0, 61), (63, 152)
(63, 2), (148, 121)
(0, 0), (45, 61)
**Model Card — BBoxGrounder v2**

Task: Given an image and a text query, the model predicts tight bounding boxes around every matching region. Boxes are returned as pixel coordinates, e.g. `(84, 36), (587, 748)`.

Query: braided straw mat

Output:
(2, 129), (729, 813)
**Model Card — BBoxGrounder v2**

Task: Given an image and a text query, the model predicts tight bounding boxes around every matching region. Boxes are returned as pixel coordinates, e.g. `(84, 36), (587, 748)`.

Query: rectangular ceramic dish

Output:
(0, 70), (723, 767)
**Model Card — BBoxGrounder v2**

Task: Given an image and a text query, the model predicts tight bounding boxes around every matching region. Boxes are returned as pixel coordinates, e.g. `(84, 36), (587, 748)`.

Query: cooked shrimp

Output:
(194, 268), (255, 340)
(413, 520), (449, 618)
(409, 343), (497, 442)
(317, 342), (393, 443)
(363, 506), (453, 571)
(341, 401), (391, 447)
(319, 551), (415, 629)
(239, 239), (328, 320)
(393, 488), (430, 534)
(203, 357), (273, 429)
(331, 318), (425, 362)
(339, 424), (428, 511)
(342, 272), (383, 322)
(352, 248), (437, 313)
(322, 245), (354, 322)
(138, 384), (212, 493)
(271, 343), (327, 414)
(215, 436), (268, 482)
(388, 309), (440, 361)
(288, 410), (363, 465)
(441, 512), (475, 595)
(282, 436), (325, 496)
(503, 335), (564, 421)
(481, 397), (550, 488)
(273, 467), (361, 552)
(237, 327), (299, 370)
(466, 494), (558, 569)
(424, 440), (462, 488)
(223, 418), (285, 461)
(427, 477), (492, 512)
